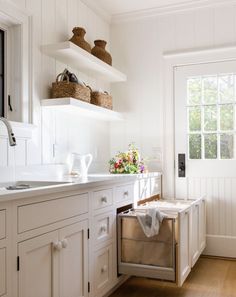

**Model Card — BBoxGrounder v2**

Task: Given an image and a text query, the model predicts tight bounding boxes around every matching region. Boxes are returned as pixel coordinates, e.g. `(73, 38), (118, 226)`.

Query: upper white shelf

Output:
(41, 98), (124, 121)
(41, 41), (127, 83)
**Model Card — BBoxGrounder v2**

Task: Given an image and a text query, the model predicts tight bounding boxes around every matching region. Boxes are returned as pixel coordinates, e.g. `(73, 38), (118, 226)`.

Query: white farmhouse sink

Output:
(1, 180), (72, 190)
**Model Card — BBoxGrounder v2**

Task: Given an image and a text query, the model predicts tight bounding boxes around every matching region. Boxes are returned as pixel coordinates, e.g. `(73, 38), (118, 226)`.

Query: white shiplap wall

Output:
(110, 3), (236, 256)
(0, 0), (111, 172)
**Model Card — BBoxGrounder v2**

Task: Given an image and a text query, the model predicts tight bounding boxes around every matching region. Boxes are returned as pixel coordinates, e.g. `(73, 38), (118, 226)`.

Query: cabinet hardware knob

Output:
(53, 241), (62, 251)
(101, 265), (107, 273)
(101, 196), (107, 203)
(61, 239), (68, 248)
(124, 191), (129, 196)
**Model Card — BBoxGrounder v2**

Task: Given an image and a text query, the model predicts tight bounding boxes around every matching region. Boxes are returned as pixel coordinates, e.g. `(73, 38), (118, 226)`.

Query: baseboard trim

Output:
(203, 235), (236, 258)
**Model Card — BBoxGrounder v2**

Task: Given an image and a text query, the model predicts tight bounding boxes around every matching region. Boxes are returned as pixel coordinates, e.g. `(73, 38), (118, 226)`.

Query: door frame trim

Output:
(162, 45), (236, 199)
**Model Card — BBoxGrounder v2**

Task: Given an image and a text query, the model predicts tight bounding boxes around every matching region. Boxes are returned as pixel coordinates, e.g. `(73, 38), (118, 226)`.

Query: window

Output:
(187, 74), (235, 159)
(0, 29), (4, 117)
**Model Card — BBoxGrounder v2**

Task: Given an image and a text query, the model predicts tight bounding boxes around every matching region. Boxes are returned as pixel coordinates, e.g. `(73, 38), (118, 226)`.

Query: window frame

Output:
(0, 2), (32, 124)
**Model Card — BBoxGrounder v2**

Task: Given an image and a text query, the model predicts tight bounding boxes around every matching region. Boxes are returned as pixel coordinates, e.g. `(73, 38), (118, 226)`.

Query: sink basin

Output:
(2, 180), (72, 190)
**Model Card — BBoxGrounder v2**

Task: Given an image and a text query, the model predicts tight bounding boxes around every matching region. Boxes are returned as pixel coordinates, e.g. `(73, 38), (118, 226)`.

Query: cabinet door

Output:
(18, 231), (59, 297)
(199, 199), (206, 253)
(0, 247), (6, 296)
(177, 208), (191, 286)
(59, 220), (88, 297)
(94, 244), (113, 296)
(191, 202), (200, 267)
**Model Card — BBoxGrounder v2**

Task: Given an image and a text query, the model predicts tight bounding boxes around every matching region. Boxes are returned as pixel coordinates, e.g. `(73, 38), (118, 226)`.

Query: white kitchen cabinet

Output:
(18, 230), (59, 297)
(199, 199), (206, 253)
(93, 244), (113, 296)
(191, 201), (200, 267)
(178, 207), (191, 286)
(18, 220), (88, 297)
(93, 211), (114, 246)
(0, 247), (6, 296)
(59, 221), (88, 297)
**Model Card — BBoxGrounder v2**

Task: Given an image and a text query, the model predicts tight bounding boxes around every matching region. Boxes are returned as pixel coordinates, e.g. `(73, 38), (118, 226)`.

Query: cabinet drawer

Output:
(94, 244), (113, 295)
(0, 210), (6, 240)
(92, 189), (113, 211)
(18, 193), (89, 233)
(115, 184), (134, 203)
(0, 247), (6, 296)
(93, 212), (113, 245)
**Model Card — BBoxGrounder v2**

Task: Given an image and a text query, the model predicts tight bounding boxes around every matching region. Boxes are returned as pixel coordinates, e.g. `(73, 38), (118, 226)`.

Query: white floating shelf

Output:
(41, 98), (125, 121)
(41, 41), (127, 83)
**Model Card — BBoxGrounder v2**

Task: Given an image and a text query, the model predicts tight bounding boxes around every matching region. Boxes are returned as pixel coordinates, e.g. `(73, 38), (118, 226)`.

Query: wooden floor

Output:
(109, 257), (236, 297)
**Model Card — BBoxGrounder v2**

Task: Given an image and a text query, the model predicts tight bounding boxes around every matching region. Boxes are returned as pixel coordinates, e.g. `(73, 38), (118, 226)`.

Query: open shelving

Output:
(41, 98), (124, 121)
(41, 41), (127, 83)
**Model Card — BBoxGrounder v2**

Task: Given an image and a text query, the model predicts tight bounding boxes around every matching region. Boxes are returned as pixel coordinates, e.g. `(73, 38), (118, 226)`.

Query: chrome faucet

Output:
(0, 117), (16, 146)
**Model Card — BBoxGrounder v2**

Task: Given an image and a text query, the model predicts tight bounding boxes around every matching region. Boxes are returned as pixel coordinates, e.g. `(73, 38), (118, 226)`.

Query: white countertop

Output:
(0, 172), (162, 202)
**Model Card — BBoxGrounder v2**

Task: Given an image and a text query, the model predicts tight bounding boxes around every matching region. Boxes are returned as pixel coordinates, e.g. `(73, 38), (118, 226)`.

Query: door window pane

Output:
(203, 76), (217, 104)
(220, 105), (234, 131)
(204, 134), (217, 159)
(187, 72), (236, 159)
(220, 134), (234, 159)
(189, 106), (201, 131)
(189, 134), (201, 159)
(187, 77), (201, 105)
(219, 75), (234, 103)
(204, 106), (217, 131)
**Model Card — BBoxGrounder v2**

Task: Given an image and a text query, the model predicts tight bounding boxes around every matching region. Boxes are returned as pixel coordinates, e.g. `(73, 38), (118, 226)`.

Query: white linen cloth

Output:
(136, 208), (165, 237)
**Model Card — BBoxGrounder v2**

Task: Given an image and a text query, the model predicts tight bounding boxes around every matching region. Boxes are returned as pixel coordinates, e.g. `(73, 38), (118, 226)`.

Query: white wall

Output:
(110, 2), (236, 257)
(0, 0), (111, 173)
(110, 2), (236, 183)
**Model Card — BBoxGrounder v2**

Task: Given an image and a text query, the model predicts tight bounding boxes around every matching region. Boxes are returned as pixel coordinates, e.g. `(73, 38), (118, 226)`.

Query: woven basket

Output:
(51, 73), (91, 103)
(91, 91), (112, 110)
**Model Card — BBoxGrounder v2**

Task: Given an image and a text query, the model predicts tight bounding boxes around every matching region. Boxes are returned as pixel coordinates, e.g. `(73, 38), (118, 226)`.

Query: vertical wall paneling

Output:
(1, 0), (111, 171)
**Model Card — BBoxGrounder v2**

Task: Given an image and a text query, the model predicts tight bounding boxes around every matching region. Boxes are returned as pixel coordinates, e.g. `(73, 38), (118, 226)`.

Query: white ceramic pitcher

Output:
(70, 153), (93, 177)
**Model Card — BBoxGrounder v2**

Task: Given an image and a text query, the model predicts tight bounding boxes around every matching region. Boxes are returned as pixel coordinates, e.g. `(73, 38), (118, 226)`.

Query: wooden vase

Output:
(69, 27), (91, 53)
(91, 40), (112, 66)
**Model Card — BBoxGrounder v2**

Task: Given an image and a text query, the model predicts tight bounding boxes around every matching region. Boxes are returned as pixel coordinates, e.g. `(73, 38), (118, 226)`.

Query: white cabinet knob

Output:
(101, 196), (107, 203)
(101, 265), (107, 273)
(61, 239), (68, 249)
(53, 241), (62, 251)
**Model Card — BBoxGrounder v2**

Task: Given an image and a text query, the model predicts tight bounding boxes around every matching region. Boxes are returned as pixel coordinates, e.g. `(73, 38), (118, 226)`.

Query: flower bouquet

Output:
(109, 144), (147, 174)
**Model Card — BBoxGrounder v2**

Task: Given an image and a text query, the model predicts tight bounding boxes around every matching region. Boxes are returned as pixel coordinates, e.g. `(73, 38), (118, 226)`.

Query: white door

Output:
(59, 220), (89, 297)
(175, 60), (236, 257)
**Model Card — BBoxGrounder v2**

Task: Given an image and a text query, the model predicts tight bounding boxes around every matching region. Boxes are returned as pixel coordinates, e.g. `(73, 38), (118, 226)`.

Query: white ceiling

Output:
(95, 0), (203, 16)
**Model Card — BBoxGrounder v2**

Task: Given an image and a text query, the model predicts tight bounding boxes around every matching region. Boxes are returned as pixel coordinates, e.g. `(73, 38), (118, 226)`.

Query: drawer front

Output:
(94, 244), (113, 295)
(115, 184), (134, 203)
(92, 189), (113, 211)
(0, 247), (6, 296)
(0, 210), (6, 240)
(93, 212), (113, 245)
(18, 193), (89, 233)
(150, 177), (161, 196)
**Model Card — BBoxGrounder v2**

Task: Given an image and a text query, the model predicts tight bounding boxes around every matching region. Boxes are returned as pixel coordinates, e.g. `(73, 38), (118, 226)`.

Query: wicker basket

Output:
(91, 91), (112, 110)
(51, 73), (91, 103)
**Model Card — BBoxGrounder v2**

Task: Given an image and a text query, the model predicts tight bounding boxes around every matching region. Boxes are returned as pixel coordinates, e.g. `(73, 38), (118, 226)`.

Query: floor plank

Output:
(109, 258), (236, 297)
